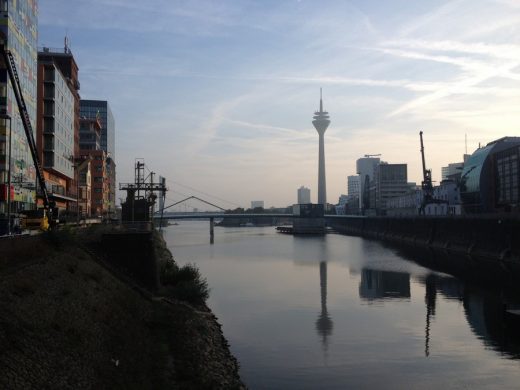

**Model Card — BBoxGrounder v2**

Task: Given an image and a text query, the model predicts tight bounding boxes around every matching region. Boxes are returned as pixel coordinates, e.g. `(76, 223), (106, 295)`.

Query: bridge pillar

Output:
(210, 217), (214, 244)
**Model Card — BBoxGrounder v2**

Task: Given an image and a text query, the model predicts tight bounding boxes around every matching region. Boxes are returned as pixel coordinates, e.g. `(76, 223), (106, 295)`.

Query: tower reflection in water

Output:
(316, 261), (333, 352)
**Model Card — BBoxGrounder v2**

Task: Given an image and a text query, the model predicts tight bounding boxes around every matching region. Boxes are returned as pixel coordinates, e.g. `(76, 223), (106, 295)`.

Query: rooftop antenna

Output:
(465, 133), (467, 155)
(64, 32), (70, 53)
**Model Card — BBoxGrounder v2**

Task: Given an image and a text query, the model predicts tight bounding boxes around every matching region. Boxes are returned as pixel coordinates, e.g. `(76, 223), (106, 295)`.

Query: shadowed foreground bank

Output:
(0, 228), (245, 389)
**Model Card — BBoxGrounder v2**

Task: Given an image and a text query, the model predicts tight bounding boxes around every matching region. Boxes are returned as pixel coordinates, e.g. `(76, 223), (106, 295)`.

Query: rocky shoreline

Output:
(0, 227), (245, 389)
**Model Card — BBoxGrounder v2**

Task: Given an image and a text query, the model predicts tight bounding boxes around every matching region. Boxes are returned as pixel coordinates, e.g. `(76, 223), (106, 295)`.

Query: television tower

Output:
(312, 88), (330, 207)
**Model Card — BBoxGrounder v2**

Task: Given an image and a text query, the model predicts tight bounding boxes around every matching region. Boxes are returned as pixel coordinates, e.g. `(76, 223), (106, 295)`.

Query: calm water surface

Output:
(163, 221), (520, 389)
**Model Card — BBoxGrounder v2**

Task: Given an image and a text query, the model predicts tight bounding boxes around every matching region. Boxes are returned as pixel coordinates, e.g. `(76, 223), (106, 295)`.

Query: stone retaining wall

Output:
(328, 216), (520, 268)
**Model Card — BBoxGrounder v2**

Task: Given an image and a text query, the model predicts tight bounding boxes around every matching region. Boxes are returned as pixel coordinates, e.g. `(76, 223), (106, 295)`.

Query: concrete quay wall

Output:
(328, 216), (520, 265)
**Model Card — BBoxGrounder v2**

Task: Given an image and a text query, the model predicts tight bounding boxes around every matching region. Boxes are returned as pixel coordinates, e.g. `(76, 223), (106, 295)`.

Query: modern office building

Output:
(441, 162), (464, 181)
(375, 163), (409, 215)
(38, 43), (81, 214)
(347, 175), (360, 197)
(461, 137), (520, 213)
(312, 89), (330, 207)
(356, 156), (380, 212)
(80, 99), (116, 215)
(78, 116), (108, 217)
(36, 53), (76, 211)
(80, 100), (114, 158)
(297, 186), (311, 204)
(495, 144), (519, 211)
(0, 0), (38, 214)
(79, 116), (102, 151)
(251, 200), (264, 209)
(38, 43), (80, 156)
(335, 194), (349, 215)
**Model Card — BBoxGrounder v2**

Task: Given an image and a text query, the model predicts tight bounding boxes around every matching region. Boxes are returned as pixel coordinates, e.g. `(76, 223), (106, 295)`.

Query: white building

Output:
(297, 186), (311, 204)
(251, 200), (264, 209)
(347, 175), (360, 197)
(386, 180), (461, 216)
(335, 194), (349, 215)
(441, 162), (464, 180)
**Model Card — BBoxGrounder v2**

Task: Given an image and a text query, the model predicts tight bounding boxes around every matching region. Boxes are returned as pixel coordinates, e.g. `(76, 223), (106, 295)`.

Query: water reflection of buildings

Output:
(417, 274), (520, 360)
(316, 261), (333, 352)
(359, 269), (411, 301)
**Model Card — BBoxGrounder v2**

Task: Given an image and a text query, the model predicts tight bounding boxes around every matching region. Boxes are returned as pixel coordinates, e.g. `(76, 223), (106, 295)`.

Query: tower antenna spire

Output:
(312, 89), (331, 207)
(320, 87), (323, 113)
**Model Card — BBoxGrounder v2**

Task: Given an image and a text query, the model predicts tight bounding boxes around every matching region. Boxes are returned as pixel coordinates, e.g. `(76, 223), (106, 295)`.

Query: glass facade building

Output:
(0, 0), (38, 213)
(495, 146), (519, 210)
(40, 62), (74, 178)
(79, 99), (116, 215)
(375, 163), (409, 215)
(79, 100), (115, 160)
(460, 137), (520, 213)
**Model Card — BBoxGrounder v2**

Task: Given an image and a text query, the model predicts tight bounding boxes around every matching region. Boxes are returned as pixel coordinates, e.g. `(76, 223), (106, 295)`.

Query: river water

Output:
(163, 221), (520, 389)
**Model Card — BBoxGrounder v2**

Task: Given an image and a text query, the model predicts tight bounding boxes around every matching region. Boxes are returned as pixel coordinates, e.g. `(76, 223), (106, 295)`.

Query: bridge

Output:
(156, 195), (363, 243)
(156, 212), (362, 243)
(156, 212), (295, 243)
(159, 213), (293, 220)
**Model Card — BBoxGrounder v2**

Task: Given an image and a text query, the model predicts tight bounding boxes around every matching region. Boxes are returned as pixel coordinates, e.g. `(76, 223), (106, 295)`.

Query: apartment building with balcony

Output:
(38, 44), (81, 213)
(36, 55), (76, 211)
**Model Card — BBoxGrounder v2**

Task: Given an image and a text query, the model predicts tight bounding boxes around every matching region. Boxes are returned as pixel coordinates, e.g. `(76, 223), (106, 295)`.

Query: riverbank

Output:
(0, 227), (245, 389)
(328, 215), (520, 280)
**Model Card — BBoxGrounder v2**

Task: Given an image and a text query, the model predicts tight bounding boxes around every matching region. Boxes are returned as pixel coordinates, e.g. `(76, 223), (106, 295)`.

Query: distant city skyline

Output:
(39, 0), (520, 209)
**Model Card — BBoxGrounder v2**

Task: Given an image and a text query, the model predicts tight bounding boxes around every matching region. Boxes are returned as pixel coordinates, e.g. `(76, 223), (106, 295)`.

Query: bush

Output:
(160, 261), (210, 305)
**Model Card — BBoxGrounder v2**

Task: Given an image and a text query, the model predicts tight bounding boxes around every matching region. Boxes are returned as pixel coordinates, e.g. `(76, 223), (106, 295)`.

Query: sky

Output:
(39, 0), (520, 210)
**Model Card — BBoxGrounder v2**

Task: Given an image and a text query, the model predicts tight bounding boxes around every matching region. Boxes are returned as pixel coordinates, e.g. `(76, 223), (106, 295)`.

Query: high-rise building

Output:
(460, 136), (520, 214)
(80, 100), (116, 216)
(312, 89), (330, 207)
(80, 100), (115, 158)
(297, 186), (311, 204)
(38, 43), (81, 215)
(36, 51), (76, 212)
(251, 200), (264, 209)
(38, 43), (80, 157)
(0, 0), (38, 214)
(356, 157), (380, 212)
(347, 175), (360, 197)
(441, 162), (464, 181)
(375, 163), (409, 214)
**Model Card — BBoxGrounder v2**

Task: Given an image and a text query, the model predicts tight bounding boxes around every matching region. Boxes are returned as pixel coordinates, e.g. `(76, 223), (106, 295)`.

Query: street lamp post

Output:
(76, 161), (80, 226)
(1, 114), (12, 235)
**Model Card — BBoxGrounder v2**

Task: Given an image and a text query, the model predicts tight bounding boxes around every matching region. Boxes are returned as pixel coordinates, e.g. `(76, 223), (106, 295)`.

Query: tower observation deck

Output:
(312, 88), (330, 207)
